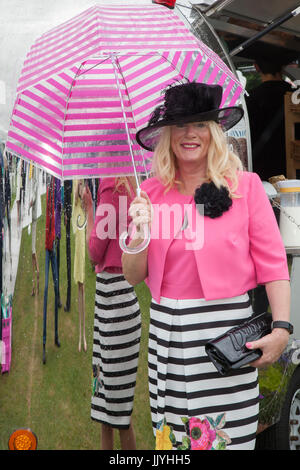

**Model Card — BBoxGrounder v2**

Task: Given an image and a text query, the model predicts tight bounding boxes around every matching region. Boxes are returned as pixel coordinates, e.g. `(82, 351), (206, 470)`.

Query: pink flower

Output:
(189, 417), (216, 450)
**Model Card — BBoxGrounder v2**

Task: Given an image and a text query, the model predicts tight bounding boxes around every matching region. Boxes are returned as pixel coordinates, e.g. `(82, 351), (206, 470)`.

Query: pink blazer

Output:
(140, 171), (289, 303)
(89, 178), (134, 273)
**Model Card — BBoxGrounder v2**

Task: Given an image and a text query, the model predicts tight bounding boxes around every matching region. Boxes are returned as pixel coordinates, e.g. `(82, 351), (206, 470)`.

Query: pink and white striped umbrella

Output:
(6, 3), (244, 181)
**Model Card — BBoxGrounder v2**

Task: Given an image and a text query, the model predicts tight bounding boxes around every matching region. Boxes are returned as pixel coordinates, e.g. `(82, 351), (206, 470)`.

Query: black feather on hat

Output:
(136, 81), (244, 151)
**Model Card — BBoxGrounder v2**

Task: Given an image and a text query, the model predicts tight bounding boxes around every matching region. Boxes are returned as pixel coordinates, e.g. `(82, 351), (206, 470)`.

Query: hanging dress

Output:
(72, 180), (85, 285)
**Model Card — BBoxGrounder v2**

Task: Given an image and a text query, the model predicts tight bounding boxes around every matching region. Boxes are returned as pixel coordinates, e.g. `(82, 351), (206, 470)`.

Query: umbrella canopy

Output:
(6, 3), (244, 181)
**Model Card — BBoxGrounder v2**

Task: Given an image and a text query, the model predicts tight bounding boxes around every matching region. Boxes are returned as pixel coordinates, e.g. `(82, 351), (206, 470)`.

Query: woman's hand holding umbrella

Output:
(119, 190), (152, 255)
(129, 191), (152, 239)
(121, 190), (152, 285)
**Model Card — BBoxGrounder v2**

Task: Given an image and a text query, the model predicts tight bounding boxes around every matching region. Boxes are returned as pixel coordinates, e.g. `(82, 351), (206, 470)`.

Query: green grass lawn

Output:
(0, 195), (155, 450)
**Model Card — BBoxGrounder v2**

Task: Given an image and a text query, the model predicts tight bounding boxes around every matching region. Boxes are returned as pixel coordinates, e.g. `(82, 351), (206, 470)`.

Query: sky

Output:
(0, 0), (217, 137)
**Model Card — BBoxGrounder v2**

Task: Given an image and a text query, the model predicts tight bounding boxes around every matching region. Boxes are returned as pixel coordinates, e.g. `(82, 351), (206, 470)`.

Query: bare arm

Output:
(266, 279), (290, 322)
(122, 239), (148, 285)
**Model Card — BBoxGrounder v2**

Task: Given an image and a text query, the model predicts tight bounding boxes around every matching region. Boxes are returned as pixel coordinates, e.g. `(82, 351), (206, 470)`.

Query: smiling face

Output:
(170, 122), (211, 171)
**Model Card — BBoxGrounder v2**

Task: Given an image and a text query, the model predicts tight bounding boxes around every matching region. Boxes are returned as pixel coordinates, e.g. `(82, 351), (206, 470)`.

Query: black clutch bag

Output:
(205, 312), (272, 376)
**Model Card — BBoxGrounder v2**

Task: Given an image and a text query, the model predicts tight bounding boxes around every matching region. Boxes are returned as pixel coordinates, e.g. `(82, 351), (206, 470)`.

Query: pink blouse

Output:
(160, 194), (204, 299)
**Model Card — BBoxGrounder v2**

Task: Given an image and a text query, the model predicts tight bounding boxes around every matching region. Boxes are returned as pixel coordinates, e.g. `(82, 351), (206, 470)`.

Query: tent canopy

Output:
(190, 0), (300, 79)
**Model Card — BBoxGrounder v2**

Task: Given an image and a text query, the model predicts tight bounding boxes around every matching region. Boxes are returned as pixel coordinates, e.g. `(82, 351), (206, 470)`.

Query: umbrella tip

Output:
(152, 0), (176, 10)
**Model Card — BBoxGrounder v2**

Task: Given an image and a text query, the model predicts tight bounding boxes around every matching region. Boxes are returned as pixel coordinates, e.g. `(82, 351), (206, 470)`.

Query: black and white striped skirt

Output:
(91, 271), (141, 429)
(149, 294), (259, 450)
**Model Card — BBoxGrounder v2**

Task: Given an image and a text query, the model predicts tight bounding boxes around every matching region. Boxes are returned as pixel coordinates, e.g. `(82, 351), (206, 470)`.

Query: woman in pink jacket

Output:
(82, 177), (141, 450)
(122, 82), (291, 450)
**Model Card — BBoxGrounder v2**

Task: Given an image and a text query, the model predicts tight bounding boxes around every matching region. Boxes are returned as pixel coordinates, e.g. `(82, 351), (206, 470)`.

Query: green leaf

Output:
(156, 418), (164, 431)
(170, 431), (177, 445)
(181, 416), (190, 435)
(182, 436), (191, 446)
(217, 430), (231, 444)
(215, 413), (226, 429)
(178, 436), (191, 450)
(205, 415), (216, 429)
(215, 441), (226, 450)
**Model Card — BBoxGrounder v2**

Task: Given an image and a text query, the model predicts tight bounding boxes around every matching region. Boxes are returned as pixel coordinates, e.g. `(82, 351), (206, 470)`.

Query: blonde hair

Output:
(152, 122), (244, 197)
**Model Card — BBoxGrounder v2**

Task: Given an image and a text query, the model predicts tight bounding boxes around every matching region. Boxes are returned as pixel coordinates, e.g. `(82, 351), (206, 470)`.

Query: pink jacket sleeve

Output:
(88, 184), (116, 266)
(248, 172), (289, 283)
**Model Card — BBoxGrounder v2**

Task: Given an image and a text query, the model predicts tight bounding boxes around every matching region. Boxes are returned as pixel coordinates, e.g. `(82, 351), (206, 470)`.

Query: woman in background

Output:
(82, 176), (141, 450)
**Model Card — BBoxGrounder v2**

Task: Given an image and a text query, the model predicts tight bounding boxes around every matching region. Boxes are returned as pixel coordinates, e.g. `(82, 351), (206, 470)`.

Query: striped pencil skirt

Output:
(149, 294), (259, 450)
(91, 271), (141, 429)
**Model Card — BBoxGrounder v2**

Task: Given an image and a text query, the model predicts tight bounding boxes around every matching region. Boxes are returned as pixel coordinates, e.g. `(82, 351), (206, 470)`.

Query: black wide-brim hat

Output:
(136, 82), (244, 151)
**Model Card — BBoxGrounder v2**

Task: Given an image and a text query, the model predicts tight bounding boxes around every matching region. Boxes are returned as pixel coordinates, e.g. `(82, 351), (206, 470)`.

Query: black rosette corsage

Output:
(194, 182), (232, 218)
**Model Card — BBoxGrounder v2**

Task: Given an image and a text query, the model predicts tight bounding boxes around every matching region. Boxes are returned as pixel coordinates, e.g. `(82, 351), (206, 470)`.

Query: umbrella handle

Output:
(119, 224), (151, 254)
(119, 186), (151, 254)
